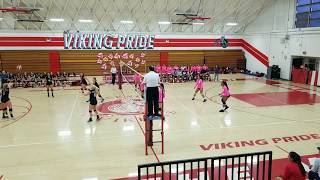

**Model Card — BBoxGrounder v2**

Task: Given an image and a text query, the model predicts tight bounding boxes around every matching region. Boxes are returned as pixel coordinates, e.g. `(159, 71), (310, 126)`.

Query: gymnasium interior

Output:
(0, 0), (320, 179)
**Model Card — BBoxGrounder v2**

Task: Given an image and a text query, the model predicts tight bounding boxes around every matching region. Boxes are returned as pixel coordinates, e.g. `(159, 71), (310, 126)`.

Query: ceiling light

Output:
(79, 19), (92, 23)
(226, 22), (238, 26)
(120, 20), (133, 24)
(49, 18), (64, 22)
(193, 22), (204, 25)
(158, 21), (171, 25)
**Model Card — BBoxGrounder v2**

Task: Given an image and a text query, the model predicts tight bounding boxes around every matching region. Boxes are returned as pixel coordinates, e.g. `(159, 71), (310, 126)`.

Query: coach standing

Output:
(143, 66), (160, 118)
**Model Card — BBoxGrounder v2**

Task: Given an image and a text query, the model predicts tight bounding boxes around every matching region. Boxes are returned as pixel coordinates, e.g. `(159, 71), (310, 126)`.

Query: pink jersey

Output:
(134, 74), (141, 84)
(202, 65), (208, 70)
(196, 66), (202, 73)
(221, 86), (230, 96)
(139, 82), (145, 92)
(161, 65), (167, 73)
(173, 66), (179, 70)
(159, 88), (165, 103)
(155, 65), (161, 73)
(195, 79), (204, 90)
(166, 67), (172, 74)
(191, 66), (196, 72)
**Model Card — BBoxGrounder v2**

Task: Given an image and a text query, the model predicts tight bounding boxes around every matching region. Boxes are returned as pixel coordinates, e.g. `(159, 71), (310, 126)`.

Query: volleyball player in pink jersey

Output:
(134, 73), (142, 90)
(158, 83), (165, 110)
(219, 81), (231, 112)
(139, 81), (145, 98)
(192, 75), (207, 102)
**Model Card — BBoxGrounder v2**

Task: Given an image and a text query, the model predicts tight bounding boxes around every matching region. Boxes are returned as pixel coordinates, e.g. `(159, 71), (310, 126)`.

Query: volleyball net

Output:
(119, 61), (145, 97)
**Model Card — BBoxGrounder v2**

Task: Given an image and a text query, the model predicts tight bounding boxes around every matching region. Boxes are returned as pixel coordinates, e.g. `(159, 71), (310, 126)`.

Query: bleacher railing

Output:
(138, 151), (272, 180)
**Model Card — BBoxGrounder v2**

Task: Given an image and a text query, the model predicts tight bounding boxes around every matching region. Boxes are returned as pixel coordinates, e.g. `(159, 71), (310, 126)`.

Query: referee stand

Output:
(144, 93), (165, 155)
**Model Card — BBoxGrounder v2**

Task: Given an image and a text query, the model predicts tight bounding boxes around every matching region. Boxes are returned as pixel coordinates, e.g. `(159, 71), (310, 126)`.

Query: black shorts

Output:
(46, 82), (53, 86)
(90, 99), (97, 106)
(81, 80), (88, 85)
(1, 98), (9, 103)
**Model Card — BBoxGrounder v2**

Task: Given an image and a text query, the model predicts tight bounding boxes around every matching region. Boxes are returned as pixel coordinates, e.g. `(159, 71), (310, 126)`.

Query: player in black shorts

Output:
(93, 77), (104, 102)
(1, 83), (13, 118)
(85, 85), (101, 122)
(46, 73), (54, 97)
(80, 73), (88, 93)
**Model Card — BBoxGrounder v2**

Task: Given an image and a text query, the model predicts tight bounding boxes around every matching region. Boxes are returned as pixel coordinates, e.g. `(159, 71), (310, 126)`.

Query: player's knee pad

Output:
(89, 110), (92, 113)
(93, 110), (97, 112)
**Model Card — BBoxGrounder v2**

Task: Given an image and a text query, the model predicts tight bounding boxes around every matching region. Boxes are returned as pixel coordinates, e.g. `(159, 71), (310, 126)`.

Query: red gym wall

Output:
(0, 50), (245, 75)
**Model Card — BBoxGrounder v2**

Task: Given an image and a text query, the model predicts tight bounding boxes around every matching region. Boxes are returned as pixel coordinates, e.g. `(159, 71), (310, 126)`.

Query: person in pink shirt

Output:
(158, 83), (165, 113)
(219, 81), (230, 112)
(173, 65), (179, 70)
(192, 75), (207, 102)
(134, 73), (142, 89)
(155, 64), (161, 73)
(139, 81), (145, 98)
(161, 64), (167, 73)
(192, 66), (197, 73)
(202, 64), (208, 71)
(166, 66), (172, 74)
(196, 65), (202, 73)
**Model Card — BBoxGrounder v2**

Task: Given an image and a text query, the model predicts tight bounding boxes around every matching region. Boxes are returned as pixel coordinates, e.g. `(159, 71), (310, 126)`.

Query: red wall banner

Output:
(49, 51), (60, 73)
(160, 52), (169, 66)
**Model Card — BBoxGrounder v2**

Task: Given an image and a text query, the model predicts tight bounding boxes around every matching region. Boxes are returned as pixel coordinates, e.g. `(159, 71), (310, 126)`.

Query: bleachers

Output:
(0, 51), (50, 73)
(205, 50), (246, 70)
(0, 50), (245, 75)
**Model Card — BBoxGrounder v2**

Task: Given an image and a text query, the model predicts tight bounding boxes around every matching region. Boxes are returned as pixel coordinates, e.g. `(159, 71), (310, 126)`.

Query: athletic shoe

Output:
(203, 99), (207, 102)
(97, 116), (102, 121)
(101, 98), (104, 102)
(192, 97), (195, 100)
(224, 105), (229, 110)
(87, 118), (93, 122)
(219, 109), (225, 112)
(2, 115), (8, 119)
(86, 100), (89, 102)
(10, 114), (13, 118)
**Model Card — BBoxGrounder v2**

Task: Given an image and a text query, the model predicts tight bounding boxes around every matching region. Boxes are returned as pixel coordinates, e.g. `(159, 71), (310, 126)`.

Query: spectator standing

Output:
(309, 147), (320, 180)
(214, 65), (220, 81)
(110, 65), (117, 85)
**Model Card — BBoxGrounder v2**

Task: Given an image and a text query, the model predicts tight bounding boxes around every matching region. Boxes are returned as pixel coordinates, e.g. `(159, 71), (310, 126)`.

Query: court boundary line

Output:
(204, 85), (320, 125)
(119, 88), (161, 163)
(0, 96), (32, 129)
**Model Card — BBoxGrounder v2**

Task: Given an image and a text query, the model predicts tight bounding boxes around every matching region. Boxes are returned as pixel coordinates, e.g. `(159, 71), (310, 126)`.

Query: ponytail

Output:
(223, 81), (229, 90)
(289, 151), (306, 176)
